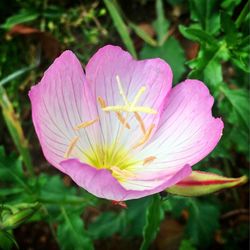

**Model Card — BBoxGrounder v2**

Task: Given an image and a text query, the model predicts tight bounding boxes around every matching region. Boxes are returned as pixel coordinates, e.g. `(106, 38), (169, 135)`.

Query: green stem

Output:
(235, 0), (249, 28)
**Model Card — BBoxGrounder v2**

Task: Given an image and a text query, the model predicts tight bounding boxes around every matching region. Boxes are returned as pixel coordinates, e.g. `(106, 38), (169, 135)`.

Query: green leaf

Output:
(88, 211), (125, 239)
(186, 199), (220, 246)
(231, 55), (250, 73)
(125, 197), (151, 237)
(57, 207), (94, 250)
(104, 0), (137, 58)
(235, 1), (250, 28)
(203, 59), (223, 89)
(0, 147), (23, 183)
(37, 175), (92, 206)
(0, 230), (17, 250)
(179, 239), (196, 250)
(220, 86), (250, 129)
(140, 195), (164, 250)
(229, 127), (249, 156)
(1, 10), (39, 30)
(163, 196), (189, 218)
(140, 37), (186, 83)
(179, 25), (217, 45)
(154, 0), (169, 44)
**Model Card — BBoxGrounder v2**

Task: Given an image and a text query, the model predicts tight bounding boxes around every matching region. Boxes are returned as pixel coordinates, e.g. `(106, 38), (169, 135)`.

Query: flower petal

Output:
(29, 51), (100, 171)
(85, 45), (172, 149)
(60, 159), (191, 201)
(166, 170), (248, 196)
(133, 80), (223, 177)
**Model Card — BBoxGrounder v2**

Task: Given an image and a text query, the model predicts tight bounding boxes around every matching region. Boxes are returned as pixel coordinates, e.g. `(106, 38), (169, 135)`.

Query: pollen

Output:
(134, 112), (146, 134)
(64, 136), (79, 158)
(132, 124), (155, 149)
(143, 156), (157, 166)
(74, 118), (99, 130)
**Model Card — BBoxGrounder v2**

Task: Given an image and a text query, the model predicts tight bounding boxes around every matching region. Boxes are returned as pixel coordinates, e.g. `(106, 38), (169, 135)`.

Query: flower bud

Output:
(166, 171), (248, 197)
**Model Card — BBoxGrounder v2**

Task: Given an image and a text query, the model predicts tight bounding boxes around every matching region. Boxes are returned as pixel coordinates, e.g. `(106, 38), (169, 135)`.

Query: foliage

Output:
(0, 0), (249, 249)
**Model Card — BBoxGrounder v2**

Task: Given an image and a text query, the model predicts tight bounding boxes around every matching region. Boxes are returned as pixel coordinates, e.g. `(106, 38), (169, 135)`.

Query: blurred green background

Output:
(0, 0), (249, 249)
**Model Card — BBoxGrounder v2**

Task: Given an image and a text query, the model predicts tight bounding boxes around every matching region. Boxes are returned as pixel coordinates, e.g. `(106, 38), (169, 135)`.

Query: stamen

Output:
(74, 118), (99, 130)
(64, 136), (79, 158)
(111, 166), (136, 178)
(132, 124), (155, 149)
(143, 156), (157, 166)
(97, 96), (106, 108)
(102, 105), (157, 114)
(134, 112), (146, 134)
(116, 75), (129, 106)
(131, 86), (146, 107)
(116, 112), (130, 129)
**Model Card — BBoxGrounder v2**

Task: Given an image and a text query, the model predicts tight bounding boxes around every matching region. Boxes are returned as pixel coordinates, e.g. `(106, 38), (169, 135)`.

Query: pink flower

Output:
(29, 45), (224, 201)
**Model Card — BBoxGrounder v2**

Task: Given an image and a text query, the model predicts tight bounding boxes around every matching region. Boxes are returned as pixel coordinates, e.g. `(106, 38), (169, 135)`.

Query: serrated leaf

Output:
(140, 37), (185, 83)
(186, 199), (220, 246)
(220, 12), (237, 45)
(57, 207), (94, 250)
(140, 195), (164, 250)
(188, 43), (229, 87)
(189, 0), (220, 34)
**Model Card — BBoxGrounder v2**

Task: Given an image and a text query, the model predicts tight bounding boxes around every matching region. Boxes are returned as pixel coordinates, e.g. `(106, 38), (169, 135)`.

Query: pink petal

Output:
(135, 80), (223, 176)
(29, 51), (100, 171)
(85, 45), (172, 149)
(60, 159), (191, 201)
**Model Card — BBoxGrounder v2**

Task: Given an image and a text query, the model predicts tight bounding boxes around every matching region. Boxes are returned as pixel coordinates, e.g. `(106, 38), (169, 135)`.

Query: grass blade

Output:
(104, 0), (137, 58)
(0, 86), (34, 177)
